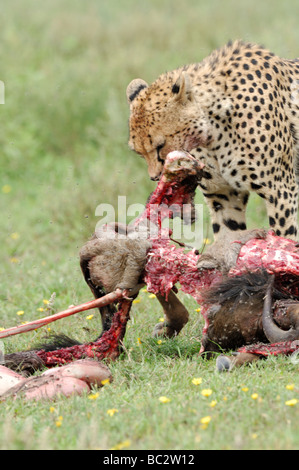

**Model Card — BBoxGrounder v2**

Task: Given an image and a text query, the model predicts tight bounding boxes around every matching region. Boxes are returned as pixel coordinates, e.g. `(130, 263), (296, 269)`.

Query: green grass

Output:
(0, 0), (299, 450)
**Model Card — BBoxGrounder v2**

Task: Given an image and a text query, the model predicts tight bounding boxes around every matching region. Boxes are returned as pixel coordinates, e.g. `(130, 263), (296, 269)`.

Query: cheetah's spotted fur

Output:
(127, 41), (299, 242)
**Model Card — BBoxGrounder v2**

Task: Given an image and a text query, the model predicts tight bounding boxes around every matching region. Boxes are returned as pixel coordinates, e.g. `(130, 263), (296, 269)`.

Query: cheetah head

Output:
(127, 72), (207, 180)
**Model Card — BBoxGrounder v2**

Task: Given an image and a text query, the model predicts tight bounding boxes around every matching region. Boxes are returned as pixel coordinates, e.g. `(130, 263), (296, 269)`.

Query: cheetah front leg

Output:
(198, 187), (260, 271)
(203, 187), (249, 239)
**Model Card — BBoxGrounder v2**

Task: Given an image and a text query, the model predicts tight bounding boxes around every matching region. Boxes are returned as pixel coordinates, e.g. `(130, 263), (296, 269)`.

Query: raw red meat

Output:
(4, 151), (299, 367)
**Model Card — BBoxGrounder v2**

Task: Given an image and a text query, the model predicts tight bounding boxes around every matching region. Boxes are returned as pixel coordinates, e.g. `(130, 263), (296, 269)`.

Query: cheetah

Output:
(126, 41), (299, 258)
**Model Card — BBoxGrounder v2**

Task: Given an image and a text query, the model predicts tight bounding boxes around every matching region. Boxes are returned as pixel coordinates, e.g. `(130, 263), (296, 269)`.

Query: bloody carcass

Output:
(2, 151), (299, 374)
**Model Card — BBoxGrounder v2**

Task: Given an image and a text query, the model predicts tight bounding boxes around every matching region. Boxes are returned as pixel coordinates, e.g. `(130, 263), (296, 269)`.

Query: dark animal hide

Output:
(201, 269), (299, 355)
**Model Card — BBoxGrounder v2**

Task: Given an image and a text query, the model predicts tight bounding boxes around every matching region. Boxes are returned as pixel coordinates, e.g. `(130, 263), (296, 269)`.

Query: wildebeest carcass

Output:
(201, 269), (299, 370)
(2, 151), (299, 376)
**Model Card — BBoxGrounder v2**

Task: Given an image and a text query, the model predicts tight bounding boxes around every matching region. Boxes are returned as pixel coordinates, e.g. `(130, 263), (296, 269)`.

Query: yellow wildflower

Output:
(10, 257), (19, 263)
(132, 298), (141, 304)
(148, 293), (156, 299)
(37, 307), (44, 312)
(88, 392), (100, 400)
(10, 232), (20, 240)
(195, 307), (201, 312)
(110, 439), (131, 450)
(201, 388), (213, 397)
(241, 387), (249, 392)
(159, 396), (171, 404)
(49, 407), (55, 413)
(285, 399), (298, 407)
(200, 415), (211, 429)
(159, 317), (165, 322)
(101, 378), (110, 385)
(209, 400), (217, 408)
(192, 377), (203, 386)
(188, 407), (197, 414)
(200, 416), (211, 425)
(0, 328), (4, 332)
(251, 393), (259, 400)
(107, 408), (118, 416)
(86, 314), (94, 320)
(137, 337), (142, 345)
(16, 310), (24, 316)
(43, 299), (50, 305)
(55, 416), (63, 427)
(157, 339), (163, 345)
(286, 383), (295, 391)
(251, 433), (258, 440)
(2, 185), (11, 193)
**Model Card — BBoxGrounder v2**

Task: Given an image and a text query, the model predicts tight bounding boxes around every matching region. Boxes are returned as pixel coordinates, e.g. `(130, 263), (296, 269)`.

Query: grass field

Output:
(0, 0), (299, 450)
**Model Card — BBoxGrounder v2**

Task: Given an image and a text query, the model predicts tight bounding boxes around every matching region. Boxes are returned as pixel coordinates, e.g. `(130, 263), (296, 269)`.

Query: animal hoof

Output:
(216, 355), (233, 372)
(152, 321), (177, 338)
(152, 321), (167, 337)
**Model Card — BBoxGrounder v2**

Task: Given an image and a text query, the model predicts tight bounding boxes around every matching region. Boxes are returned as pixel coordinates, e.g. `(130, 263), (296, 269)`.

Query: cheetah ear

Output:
(172, 72), (193, 104)
(126, 79), (149, 104)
